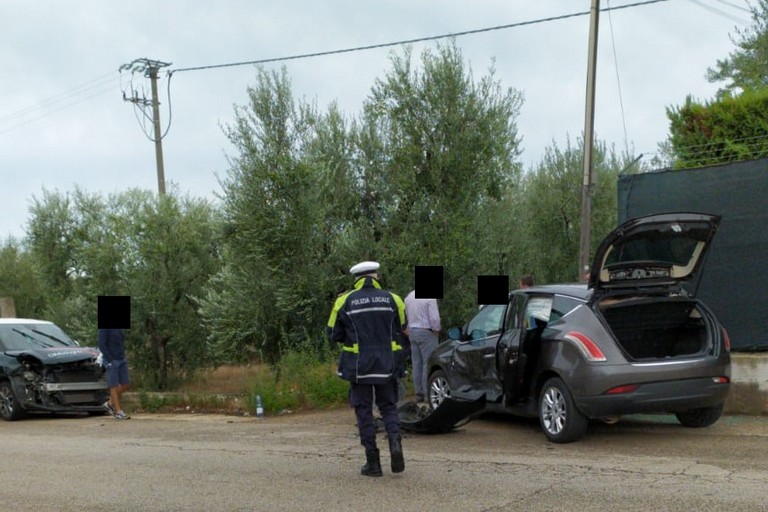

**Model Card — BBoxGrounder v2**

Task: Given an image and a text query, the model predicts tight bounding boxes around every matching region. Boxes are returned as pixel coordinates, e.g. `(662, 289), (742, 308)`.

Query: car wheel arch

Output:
(538, 376), (589, 443)
(533, 370), (562, 402)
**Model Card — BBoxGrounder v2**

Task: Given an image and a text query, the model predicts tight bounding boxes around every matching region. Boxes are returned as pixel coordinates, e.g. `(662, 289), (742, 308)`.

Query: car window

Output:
(550, 295), (584, 322)
(467, 304), (506, 337)
(524, 297), (553, 329)
(605, 232), (706, 267)
(504, 295), (526, 330)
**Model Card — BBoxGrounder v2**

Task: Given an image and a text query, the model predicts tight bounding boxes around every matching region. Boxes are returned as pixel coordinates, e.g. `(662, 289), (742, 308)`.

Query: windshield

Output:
(0, 323), (77, 350)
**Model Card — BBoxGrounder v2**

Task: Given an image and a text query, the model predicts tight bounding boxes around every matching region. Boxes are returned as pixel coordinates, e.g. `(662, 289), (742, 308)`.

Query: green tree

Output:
(663, 90), (768, 168)
(24, 188), (222, 388)
(660, 2), (768, 168)
(356, 42), (524, 326)
(512, 137), (635, 283)
(0, 237), (47, 318)
(27, 189), (79, 298)
(202, 68), (359, 362)
(707, 0), (768, 96)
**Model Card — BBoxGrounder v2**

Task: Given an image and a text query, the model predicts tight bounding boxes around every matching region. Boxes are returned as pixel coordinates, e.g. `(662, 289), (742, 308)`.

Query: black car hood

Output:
(4, 346), (100, 364)
(590, 212), (720, 297)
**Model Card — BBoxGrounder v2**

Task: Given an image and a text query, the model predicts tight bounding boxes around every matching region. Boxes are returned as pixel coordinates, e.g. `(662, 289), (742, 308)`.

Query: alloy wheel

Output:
(428, 372), (450, 410)
(0, 385), (15, 419)
(540, 385), (567, 435)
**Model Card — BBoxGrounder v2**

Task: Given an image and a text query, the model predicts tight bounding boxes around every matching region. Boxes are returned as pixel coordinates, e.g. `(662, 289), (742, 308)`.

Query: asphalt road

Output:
(1, 409), (767, 512)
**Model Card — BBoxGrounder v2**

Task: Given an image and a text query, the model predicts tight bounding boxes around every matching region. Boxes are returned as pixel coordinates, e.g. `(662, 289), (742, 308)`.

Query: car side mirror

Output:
(447, 327), (462, 340)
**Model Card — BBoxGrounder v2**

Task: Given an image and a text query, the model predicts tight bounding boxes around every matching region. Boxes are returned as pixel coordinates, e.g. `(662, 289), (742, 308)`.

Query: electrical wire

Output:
(171, 0), (672, 74)
(121, 65), (174, 142)
(644, 133), (768, 169)
(688, 0), (750, 23)
(0, 0), (673, 138)
(606, 0), (630, 156)
(710, 0), (752, 13)
(0, 72), (119, 134)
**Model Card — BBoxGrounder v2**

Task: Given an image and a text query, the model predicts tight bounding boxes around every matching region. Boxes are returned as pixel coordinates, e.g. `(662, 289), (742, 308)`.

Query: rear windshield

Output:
(0, 323), (77, 350)
(605, 237), (698, 267)
(605, 229), (707, 267)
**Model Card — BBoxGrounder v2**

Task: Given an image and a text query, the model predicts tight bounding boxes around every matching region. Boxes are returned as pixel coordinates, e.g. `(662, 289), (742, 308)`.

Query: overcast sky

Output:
(0, 0), (752, 240)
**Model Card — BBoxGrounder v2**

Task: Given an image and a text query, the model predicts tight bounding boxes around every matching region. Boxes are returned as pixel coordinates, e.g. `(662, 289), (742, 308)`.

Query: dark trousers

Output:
(350, 380), (401, 451)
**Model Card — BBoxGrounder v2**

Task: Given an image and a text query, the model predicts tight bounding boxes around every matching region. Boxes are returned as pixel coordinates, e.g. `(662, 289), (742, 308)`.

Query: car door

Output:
(496, 294), (525, 398)
(450, 304), (506, 399)
(502, 294), (554, 404)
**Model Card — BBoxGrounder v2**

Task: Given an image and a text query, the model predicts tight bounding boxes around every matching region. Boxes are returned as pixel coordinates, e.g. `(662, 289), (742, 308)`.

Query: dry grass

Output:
(177, 365), (266, 395)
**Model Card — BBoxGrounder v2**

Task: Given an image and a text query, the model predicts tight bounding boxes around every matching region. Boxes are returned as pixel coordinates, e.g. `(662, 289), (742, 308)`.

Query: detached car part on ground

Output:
(427, 212), (731, 443)
(398, 395), (486, 434)
(0, 319), (109, 421)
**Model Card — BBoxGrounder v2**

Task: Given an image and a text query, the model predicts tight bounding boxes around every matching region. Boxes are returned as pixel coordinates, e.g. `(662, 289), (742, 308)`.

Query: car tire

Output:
(0, 381), (24, 421)
(427, 369), (451, 411)
(538, 377), (588, 443)
(675, 404), (724, 428)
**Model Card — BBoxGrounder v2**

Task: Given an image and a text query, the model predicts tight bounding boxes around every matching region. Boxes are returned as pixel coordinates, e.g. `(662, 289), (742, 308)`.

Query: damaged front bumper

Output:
(399, 395), (486, 434)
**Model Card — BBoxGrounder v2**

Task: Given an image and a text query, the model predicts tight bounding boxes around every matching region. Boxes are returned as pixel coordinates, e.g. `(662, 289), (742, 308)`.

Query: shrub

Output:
(247, 342), (348, 414)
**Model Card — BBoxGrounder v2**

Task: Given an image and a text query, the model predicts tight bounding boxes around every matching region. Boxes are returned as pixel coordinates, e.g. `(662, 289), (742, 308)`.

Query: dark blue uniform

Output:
(327, 275), (406, 452)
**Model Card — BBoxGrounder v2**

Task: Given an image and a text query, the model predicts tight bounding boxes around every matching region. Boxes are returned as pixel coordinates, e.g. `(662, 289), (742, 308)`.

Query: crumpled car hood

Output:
(4, 347), (100, 364)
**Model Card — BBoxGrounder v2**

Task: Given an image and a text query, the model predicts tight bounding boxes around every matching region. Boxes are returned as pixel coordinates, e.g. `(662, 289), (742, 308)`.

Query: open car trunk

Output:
(597, 297), (711, 360)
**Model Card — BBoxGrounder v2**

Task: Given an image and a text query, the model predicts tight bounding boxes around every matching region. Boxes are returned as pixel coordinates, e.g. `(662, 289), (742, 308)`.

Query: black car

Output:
(427, 212), (731, 442)
(0, 318), (109, 420)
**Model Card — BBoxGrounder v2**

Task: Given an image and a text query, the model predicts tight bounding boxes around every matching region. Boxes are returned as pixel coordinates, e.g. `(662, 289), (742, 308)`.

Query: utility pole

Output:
(120, 58), (172, 196)
(578, 0), (600, 282)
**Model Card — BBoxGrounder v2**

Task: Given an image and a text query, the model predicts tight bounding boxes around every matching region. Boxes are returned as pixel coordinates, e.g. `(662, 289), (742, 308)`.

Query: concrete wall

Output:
(725, 353), (768, 415)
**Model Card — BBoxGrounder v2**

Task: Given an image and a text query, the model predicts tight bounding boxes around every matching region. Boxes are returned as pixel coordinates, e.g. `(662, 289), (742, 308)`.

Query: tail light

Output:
(722, 327), (731, 353)
(713, 376), (729, 384)
(565, 331), (607, 362)
(606, 384), (639, 395)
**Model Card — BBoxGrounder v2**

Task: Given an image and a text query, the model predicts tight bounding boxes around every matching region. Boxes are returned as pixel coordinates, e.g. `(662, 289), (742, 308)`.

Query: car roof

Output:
(0, 318), (54, 325)
(516, 284), (592, 301)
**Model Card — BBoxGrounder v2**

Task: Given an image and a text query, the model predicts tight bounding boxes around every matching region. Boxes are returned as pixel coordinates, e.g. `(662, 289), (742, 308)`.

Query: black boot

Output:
(361, 448), (382, 477)
(388, 435), (405, 473)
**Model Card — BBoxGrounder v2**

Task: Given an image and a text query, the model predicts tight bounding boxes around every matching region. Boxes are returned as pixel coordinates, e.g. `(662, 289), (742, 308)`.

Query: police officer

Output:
(326, 261), (406, 476)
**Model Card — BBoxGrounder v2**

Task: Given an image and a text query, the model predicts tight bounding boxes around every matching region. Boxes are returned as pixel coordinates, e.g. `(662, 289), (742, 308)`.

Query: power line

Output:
(171, 0), (672, 74)
(0, 0), (674, 135)
(710, 0), (752, 13)
(0, 72), (119, 133)
(688, 0), (750, 23)
(607, 0), (630, 155)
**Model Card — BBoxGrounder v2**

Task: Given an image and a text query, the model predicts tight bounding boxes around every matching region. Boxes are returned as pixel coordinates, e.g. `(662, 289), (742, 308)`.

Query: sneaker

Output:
(114, 410), (131, 420)
(103, 401), (116, 416)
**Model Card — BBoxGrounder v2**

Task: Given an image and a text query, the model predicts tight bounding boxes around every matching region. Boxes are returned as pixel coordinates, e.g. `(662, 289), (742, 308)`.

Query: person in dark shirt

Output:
(98, 328), (131, 420)
(327, 260), (406, 476)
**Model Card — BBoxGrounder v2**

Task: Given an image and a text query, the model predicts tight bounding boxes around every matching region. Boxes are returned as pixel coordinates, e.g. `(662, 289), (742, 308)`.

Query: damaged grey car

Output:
(0, 318), (109, 420)
(427, 212), (731, 443)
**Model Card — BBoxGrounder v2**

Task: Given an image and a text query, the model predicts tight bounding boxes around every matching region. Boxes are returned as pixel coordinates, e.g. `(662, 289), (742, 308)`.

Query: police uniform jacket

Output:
(326, 276), (406, 384)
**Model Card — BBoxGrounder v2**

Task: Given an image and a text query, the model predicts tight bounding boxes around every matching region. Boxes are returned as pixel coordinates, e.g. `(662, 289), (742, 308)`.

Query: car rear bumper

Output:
(575, 377), (730, 418)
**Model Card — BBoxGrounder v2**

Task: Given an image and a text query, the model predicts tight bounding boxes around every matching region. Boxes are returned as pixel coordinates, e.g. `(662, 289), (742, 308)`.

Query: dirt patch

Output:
(176, 364), (265, 395)
(120, 365), (266, 416)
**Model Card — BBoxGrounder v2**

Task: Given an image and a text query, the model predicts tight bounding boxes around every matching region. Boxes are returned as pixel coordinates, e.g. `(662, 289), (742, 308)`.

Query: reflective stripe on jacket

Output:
(326, 276), (406, 384)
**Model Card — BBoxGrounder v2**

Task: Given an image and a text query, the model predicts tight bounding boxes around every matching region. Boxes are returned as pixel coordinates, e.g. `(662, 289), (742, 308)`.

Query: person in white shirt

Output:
(403, 290), (441, 403)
